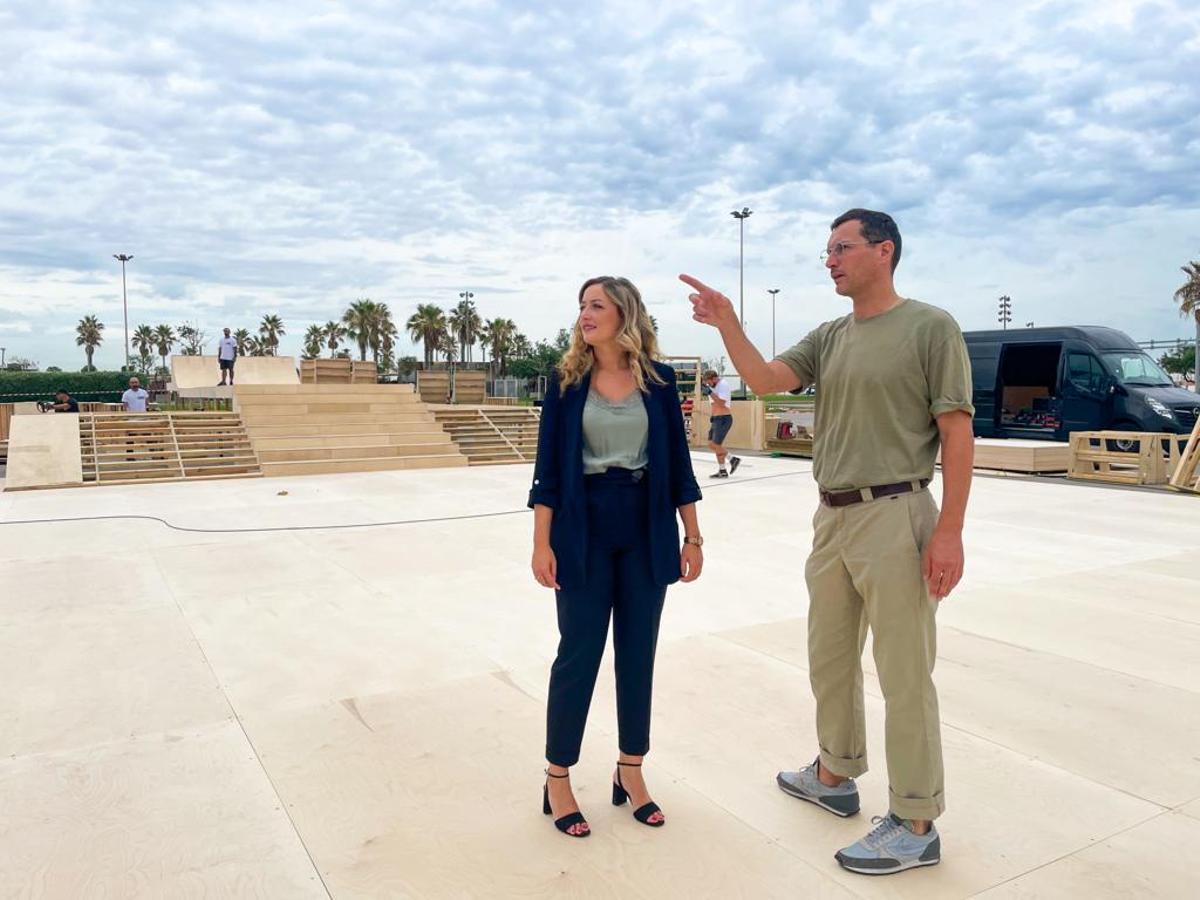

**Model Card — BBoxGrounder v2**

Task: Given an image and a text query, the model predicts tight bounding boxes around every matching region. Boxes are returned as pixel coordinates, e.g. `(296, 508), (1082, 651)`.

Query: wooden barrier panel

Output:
(300, 359), (378, 384)
(417, 371), (451, 404)
(689, 400), (766, 451)
(172, 355), (299, 388)
(1067, 431), (1183, 486)
(1168, 418), (1200, 494)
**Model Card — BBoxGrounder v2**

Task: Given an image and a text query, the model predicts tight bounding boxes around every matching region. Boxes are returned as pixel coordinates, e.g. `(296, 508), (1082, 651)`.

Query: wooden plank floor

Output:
(0, 458), (1196, 898)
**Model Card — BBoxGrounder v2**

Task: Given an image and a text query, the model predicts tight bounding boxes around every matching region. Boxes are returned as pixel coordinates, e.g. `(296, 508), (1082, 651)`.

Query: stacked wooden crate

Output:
(1067, 431), (1189, 486)
(300, 359), (378, 384)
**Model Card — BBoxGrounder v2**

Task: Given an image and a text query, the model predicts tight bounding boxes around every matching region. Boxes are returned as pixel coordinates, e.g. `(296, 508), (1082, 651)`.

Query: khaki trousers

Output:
(805, 487), (945, 820)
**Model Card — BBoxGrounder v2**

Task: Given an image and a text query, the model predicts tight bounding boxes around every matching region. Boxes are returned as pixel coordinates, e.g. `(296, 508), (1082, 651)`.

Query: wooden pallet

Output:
(1067, 431), (1185, 486)
(764, 437), (814, 458)
(1168, 417), (1200, 494)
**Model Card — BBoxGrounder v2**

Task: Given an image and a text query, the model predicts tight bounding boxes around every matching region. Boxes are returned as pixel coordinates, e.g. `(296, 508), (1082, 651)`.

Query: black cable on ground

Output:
(0, 467), (814, 534)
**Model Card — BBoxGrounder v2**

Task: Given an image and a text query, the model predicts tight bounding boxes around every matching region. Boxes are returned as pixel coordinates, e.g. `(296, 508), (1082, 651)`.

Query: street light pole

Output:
(767, 289), (780, 358)
(730, 208), (753, 331)
(114, 254), (133, 369)
(458, 290), (474, 363)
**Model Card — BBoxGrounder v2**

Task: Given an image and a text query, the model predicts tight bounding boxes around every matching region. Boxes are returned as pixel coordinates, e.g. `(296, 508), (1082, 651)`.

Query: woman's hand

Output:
(680, 543), (703, 582)
(532, 543), (561, 590)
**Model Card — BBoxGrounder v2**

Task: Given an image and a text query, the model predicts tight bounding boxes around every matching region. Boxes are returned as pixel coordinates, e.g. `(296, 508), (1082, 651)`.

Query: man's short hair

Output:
(703, 370), (719, 380)
(56, 389), (69, 396)
(831, 208), (902, 272)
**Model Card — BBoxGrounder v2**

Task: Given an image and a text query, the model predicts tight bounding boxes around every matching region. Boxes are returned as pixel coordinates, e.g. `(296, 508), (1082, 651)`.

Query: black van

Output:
(964, 326), (1199, 444)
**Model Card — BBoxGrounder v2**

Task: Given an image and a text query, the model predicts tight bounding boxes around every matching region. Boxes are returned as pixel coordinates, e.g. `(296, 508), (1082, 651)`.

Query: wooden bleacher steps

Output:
(430, 406), (540, 465)
(235, 383), (468, 477)
(80, 412), (262, 485)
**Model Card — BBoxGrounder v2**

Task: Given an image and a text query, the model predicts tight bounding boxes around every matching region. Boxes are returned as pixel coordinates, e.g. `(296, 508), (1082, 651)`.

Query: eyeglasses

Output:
(820, 240), (882, 262)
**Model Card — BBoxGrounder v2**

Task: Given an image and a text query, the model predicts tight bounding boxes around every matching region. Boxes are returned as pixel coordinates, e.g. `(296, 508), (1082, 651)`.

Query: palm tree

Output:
(343, 298), (380, 361)
(246, 336), (269, 357)
(302, 324), (325, 360)
(75, 315), (104, 370)
(132, 324), (156, 369)
(484, 317), (517, 375)
(234, 328), (252, 356)
(259, 314), (285, 356)
(323, 321), (346, 357)
(449, 298), (483, 363)
(439, 330), (458, 367)
(374, 305), (398, 370)
(1175, 260), (1200, 392)
(153, 324), (176, 373)
(407, 304), (448, 367)
(478, 320), (493, 365)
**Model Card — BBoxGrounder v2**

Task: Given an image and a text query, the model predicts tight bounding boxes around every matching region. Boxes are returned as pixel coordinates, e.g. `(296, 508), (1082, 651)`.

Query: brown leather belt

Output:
(819, 479), (929, 508)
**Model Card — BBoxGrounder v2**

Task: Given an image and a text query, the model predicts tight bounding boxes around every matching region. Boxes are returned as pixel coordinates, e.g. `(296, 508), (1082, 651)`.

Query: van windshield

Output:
(1101, 352), (1173, 387)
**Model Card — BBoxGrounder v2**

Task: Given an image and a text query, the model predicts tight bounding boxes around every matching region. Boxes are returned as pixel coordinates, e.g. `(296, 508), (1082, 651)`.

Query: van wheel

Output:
(1105, 423), (1140, 453)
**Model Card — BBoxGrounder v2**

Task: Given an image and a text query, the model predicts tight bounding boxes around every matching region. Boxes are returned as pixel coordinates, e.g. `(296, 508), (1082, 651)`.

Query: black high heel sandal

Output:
(543, 769), (590, 838)
(612, 761), (665, 827)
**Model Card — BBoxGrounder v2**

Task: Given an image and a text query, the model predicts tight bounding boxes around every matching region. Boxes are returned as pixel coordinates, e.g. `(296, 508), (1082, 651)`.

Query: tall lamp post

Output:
(767, 288), (780, 358)
(114, 254), (133, 369)
(730, 208), (753, 330)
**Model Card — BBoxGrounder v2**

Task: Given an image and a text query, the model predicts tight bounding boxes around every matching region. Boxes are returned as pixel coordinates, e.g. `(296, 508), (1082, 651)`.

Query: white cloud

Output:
(0, 0), (1197, 370)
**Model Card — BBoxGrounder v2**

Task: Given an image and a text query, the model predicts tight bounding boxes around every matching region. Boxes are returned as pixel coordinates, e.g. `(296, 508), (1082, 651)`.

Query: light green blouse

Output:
(582, 388), (649, 475)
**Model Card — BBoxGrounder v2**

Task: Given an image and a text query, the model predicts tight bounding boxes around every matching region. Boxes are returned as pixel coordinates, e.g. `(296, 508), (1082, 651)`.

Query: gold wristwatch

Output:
(684, 535), (704, 547)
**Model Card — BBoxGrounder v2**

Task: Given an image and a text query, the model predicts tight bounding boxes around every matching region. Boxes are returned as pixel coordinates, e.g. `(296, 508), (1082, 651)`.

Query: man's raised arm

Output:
(680, 274), (802, 395)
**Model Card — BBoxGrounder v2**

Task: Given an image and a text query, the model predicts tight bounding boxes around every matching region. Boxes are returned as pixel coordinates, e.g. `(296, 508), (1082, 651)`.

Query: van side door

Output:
(1061, 349), (1111, 434)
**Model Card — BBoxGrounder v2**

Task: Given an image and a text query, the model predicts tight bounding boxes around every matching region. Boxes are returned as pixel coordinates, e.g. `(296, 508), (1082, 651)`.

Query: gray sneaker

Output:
(835, 813), (940, 875)
(775, 758), (860, 817)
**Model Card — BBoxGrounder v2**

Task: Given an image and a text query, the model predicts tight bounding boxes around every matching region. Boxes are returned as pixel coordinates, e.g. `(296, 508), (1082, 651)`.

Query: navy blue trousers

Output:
(545, 470), (668, 767)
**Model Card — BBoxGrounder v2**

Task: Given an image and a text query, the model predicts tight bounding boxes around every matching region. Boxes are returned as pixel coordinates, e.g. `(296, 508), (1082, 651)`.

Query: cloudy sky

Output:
(1, 0), (1198, 371)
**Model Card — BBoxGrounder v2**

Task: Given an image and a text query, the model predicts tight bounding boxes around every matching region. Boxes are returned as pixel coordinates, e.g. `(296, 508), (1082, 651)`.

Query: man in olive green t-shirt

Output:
(680, 208), (975, 877)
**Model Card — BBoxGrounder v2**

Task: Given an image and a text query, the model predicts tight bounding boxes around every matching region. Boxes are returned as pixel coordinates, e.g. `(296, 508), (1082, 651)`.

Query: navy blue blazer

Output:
(527, 361), (702, 591)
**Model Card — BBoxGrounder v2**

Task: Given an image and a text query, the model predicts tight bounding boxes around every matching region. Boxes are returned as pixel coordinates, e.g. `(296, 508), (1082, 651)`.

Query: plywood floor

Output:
(1, 456), (1197, 899)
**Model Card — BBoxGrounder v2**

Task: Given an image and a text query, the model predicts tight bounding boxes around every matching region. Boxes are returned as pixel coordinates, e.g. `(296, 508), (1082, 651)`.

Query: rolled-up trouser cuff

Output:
(890, 787), (945, 821)
(820, 749), (868, 779)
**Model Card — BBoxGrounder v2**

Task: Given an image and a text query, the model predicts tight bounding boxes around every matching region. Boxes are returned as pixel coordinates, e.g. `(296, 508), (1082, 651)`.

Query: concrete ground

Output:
(1, 455), (1196, 899)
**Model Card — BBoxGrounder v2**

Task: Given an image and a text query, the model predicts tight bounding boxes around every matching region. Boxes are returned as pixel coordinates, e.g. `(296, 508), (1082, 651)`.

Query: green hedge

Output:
(0, 370), (131, 403)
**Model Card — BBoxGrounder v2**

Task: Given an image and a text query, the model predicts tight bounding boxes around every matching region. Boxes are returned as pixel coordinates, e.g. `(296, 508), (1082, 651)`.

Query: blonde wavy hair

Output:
(558, 276), (666, 394)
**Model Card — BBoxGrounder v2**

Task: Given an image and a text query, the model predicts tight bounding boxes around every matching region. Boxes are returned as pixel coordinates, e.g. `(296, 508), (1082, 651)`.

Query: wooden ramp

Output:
(235, 384), (468, 477)
(80, 412), (262, 485)
(171, 355), (299, 390)
(3, 414), (84, 490)
(430, 406), (540, 465)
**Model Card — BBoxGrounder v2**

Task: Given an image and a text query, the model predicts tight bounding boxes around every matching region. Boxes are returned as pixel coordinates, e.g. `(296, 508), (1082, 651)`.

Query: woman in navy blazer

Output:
(529, 276), (703, 838)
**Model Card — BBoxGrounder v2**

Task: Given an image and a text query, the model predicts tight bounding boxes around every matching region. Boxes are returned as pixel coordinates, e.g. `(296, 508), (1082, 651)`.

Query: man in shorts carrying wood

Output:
(703, 369), (741, 478)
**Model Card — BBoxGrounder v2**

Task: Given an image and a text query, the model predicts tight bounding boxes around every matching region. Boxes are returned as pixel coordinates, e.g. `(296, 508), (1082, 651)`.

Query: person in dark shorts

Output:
(703, 370), (740, 478)
(217, 327), (237, 385)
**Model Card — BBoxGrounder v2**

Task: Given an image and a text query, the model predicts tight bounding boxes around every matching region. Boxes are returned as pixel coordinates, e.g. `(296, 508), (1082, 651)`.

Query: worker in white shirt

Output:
(703, 370), (741, 478)
(217, 327), (238, 385)
(121, 376), (149, 412)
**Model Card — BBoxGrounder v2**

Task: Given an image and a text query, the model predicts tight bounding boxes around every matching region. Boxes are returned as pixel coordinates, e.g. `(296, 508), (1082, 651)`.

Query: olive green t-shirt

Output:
(774, 299), (974, 492)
